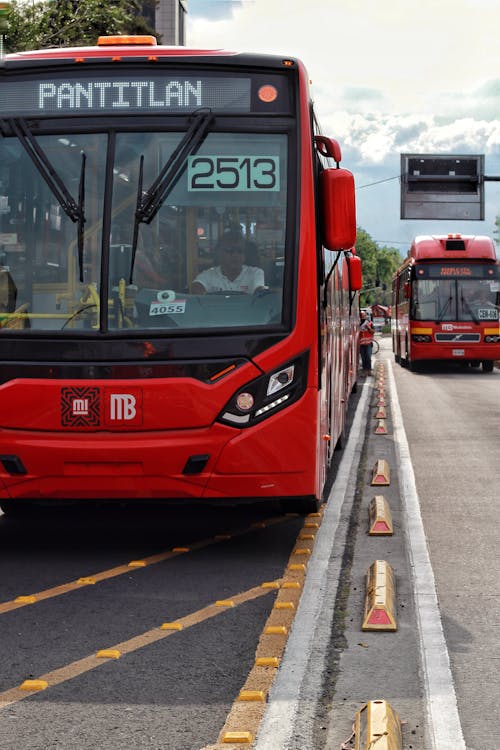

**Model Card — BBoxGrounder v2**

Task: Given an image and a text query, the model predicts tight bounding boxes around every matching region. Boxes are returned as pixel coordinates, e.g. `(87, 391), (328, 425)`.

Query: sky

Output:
(186, 0), (500, 254)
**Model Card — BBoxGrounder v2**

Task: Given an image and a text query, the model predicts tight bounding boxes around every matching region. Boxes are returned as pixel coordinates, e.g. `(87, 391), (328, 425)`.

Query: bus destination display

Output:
(0, 75), (252, 115)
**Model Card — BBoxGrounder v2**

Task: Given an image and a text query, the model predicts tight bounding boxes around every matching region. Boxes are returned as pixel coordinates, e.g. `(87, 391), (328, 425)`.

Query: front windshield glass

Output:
(110, 130), (287, 332)
(412, 277), (500, 322)
(0, 126), (287, 333)
(0, 132), (105, 331)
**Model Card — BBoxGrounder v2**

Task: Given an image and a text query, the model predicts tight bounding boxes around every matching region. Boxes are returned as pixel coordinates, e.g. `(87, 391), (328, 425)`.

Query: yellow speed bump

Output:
(160, 622), (183, 631)
(354, 699), (402, 749)
(96, 649), (121, 659)
(237, 690), (265, 701)
(255, 657), (279, 667)
(14, 595), (36, 604)
(371, 459), (390, 486)
(368, 496), (393, 535)
(362, 560), (397, 631)
(20, 679), (48, 692)
(222, 731), (253, 744)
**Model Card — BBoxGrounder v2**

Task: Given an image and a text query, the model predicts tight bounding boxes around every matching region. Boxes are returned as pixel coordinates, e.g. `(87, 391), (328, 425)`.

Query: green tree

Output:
(355, 226), (402, 307)
(494, 215), (500, 249)
(4, 0), (158, 53)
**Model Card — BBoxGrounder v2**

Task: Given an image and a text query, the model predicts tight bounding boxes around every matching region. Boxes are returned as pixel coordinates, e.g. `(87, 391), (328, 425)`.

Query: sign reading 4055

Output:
(188, 155), (279, 191)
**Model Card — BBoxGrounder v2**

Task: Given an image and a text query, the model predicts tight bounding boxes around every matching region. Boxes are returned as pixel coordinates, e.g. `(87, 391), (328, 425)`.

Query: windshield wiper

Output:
(129, 109), (214, 283)
(2, 118), (87, 281)
(437, 295), (453, 322)
(460, 293), (480, 324)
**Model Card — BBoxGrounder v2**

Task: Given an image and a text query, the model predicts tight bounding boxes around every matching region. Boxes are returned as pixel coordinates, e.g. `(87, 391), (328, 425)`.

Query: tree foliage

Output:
(4, 0), (158, 53)
(355, 227), (403, 306)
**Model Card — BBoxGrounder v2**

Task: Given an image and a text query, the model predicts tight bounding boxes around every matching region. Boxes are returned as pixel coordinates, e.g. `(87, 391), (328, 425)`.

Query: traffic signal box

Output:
(401, 153), (484, 220)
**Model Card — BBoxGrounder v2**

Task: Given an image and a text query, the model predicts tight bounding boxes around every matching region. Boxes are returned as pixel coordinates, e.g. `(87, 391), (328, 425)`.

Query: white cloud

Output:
(187, 0), (500, 241)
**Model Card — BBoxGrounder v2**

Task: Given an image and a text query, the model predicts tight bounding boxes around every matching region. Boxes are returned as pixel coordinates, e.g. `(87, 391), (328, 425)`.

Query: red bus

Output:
(392, 234), (500, 371)
(0, 36), (362, 516)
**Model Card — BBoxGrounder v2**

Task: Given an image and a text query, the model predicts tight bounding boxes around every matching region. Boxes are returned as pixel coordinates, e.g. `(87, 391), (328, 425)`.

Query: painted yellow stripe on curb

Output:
(0, 582), (275, 711)
(0, 516), (289, 616)
(202, 512), (321, 750)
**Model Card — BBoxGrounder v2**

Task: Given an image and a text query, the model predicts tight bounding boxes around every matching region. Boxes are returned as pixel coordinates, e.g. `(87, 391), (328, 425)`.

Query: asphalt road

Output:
(390, 343), (500, 750)
(0, 502), (305, 750)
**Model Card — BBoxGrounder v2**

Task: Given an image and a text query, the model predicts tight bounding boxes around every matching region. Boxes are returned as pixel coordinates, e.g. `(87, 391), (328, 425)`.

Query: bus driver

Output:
(191, 228), (265, 295)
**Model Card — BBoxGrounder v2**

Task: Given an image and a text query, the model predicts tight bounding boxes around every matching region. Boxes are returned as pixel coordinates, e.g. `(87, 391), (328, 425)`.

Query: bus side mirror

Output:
(347, 254), (362, 291)
(320, 168), (356, 251)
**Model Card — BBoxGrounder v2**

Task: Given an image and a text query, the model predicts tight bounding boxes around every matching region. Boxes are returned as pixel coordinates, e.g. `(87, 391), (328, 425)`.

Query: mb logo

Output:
(104, 387), (143, 427)
(110, 393), (137, 421)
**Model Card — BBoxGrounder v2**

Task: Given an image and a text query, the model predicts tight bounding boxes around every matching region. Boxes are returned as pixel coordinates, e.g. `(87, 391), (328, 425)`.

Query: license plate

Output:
(452, 349), (465, 357)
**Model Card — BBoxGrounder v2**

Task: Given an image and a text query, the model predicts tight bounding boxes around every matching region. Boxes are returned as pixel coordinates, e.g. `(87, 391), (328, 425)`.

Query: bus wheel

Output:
(280, 497), (320, 515)
(482, 360), (494, 373)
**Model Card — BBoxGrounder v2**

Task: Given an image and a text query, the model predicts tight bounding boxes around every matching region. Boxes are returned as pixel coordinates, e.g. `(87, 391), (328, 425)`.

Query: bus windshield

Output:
(412, 276), (500, 322)
(0, 122), (288, 333)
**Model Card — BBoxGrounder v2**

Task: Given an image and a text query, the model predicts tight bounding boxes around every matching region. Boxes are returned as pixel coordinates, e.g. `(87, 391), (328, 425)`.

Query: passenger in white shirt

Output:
(191, 229), (265, 295)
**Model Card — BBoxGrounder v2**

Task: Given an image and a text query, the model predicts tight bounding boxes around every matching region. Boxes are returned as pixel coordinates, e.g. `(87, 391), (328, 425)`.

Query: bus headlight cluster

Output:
(485, 335), (500, 343)
(411, 334), (432, 343)
(217, 351), (308, 427)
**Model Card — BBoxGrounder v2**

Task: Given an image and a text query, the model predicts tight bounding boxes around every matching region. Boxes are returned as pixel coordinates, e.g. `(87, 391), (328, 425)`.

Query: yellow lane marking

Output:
(0, 582), (277, 711)
(0, 516), (287, 616)
(203, 509), (323, 749)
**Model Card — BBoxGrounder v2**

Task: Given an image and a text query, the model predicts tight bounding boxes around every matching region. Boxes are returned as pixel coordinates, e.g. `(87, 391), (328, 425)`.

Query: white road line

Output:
(253, 379), (372, 750)
(387, 359), (466, 750)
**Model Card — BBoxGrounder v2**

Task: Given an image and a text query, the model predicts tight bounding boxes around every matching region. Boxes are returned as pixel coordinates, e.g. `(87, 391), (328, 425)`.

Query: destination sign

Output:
(0, 74), (252, 115)
(421, 264), (500, 280)
(0, 70), (291, 116)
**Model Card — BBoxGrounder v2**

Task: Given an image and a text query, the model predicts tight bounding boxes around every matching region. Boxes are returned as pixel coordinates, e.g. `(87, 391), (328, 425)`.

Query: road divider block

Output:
(374, 419), (388, 434)
(362, 560), (397, 631)
(368, 496), (393, 535)
(374, 405), (386, 419)
(370, 459), (390, 485)
(353, 699), (403, 749)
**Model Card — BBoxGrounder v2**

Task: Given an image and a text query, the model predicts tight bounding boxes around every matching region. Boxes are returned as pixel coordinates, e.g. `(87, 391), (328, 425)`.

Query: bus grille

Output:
(435, 333), (481, 342)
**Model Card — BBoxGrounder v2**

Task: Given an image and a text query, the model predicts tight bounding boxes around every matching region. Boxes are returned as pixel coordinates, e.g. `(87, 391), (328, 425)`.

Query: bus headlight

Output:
(217, 351), (309, 427)
(485, 335), (500, 343)
(411, 334), (432, 343)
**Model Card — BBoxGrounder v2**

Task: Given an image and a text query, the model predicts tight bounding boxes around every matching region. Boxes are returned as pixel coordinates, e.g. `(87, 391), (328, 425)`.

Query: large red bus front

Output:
(0, 39), (359, 513)
(392, 234), (500, 371)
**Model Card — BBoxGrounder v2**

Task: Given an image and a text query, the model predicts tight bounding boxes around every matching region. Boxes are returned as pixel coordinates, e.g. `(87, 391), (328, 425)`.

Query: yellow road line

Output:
(0, 582), (277, 710)
(202, 510), (322, 749)
(0, 516), (287, 615)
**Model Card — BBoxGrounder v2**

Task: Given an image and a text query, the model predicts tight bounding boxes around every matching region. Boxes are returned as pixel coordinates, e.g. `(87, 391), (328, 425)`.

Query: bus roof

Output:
(2, 39), (300, 71)
(409, 234), (496, 262)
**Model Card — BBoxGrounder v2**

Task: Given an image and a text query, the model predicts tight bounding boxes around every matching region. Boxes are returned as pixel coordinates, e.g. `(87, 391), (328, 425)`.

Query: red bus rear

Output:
(392, 234), (499, 371)
(0, 37), (361, 514)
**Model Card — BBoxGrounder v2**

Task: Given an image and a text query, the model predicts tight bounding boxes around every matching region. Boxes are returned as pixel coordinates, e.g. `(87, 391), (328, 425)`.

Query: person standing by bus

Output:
(359, 310), (375, 374)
